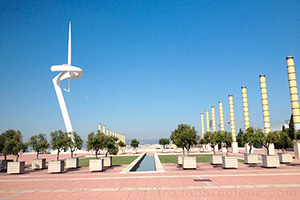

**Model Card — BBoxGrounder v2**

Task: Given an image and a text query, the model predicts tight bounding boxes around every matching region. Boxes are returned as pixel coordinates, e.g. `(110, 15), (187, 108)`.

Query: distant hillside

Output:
(126, 138), (159, 145)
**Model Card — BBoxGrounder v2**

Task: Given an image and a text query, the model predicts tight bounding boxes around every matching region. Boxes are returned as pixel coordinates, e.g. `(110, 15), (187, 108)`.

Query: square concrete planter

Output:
(278, 153), (292, 163)
(48, 160), (64, 173)
(183, 156), (197, 169)
(177, 154), (187, 165)
(0, 159), (13, 171)
(7, 161), (25, 174)
(103, 156), (112, 167)
(244, 154), (258, 164)
(222, 156), (238, 169)
(262, 155), (280, 168)
(89, 159), (104, 172)
(31, 159), (46, 169)
(211, 154), (222, 165)
(66, 158), (79, 169)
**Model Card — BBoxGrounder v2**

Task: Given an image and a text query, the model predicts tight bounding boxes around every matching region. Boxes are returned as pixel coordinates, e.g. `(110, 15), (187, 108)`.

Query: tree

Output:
(118, 141), (126, 153)
(86, 131), (105, 159)
(159, 138), (170, 149)
(203, 131), (222, 154)
(170, 124), (199, 155)
(131, 139), (140, 149)
(67, 132), (83, 158)
(278, 131), (293, 153)
(29, 133), (49, 159)
(236, 128), (244, 147)
(241, 127), (258, 154)
(256, 129), (280, 155)
(287, 114), (295, 141)
(1, 130), (27, 161)
(50, 130), (70, 160)
(221, 131), (232, 156)
(104, 135), (119, 156)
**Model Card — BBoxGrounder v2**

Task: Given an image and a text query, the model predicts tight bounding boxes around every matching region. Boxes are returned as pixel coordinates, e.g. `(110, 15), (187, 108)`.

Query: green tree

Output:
(256, 130), (280, 155)
(221, 131), (232, 156)
(2, 130), (27, 161)
(287, 114), (295, 141)
(118, 140), (126, 153)
(50, 130), (70, 160)
(159, 138), (170, 149)
(67, 132), (83, 158)
(170, 124), (199, 155)
(86, 131), (105, 159)
(131, 139), (140, 149)
(104, 136), (119, 156)
(203, 131), (222, 154)
(241, 127), (258, 154)
(278, 131), (293, 153)
(236, 128), (244, 147)
(29, 133), (49, 159)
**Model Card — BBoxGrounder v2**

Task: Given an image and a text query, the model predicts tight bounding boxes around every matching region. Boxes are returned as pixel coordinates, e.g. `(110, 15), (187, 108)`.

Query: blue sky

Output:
(0, 0), (300, 142)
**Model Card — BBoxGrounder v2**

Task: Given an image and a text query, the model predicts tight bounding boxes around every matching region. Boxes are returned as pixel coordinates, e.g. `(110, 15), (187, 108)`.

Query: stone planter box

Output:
(48, 160), (64, 173)
(211, 154), (222, 165)
(7, 161), (25, 174)
(293, 140), (300, 159)
(132, 149), (137, 154)
(89, 159), (104, 172)
(162, 149), (167, 153)
(183, 156), (197, 170)
(278, 153), (293, 163)
(244, 154), (258, 164)
(103, 156), (112, 167)
(31, 159), (46, 169)
(0, 159), (13, 171)
(66, 158), (79, 169)
(222, 156), (238, 169)
(262, 155), (280, 168)
(177, 154), (187, 165)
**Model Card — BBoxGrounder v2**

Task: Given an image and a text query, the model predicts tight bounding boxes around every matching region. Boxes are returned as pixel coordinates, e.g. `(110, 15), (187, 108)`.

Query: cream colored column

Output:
(98, 123), (102, 132)
(219, 101), (225, 131)
(229, 95), (238, 153)
(211, 106), (216, 132)
(106, 129), (109, 136)
(103, 125), (106, 135)
(259, 74), (274, 155)
(200, 113), (205, 138)
(205, 110), (212, 151)
(241, 86), (253, 153)
(286, 56), (300, 158)
(205, 110), (210, 132)
(110, 130), (112, 136)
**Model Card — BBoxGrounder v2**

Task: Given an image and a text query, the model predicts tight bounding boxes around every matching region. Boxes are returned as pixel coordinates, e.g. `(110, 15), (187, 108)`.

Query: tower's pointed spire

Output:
(68, 21), (71, 65)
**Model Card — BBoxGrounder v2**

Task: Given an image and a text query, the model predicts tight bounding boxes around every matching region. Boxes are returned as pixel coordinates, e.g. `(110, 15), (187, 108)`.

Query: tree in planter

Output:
(203, 131), (222, 154)
(104, 136), (119, 156)
(221, 131), (232, 156)
(256, 129), (280, 155)
(278, 131), (293, 153)
(29, 134), (49, 159)
(86, 131), (105, 159)
(131, 139), (140, 150)
(241, 127), (258, 154)
(2, 130), (27, 161)
(159, 138), (170, 150)
(67, 132), (83, 158)
(118, 141), (126, 153)
(170, 124), (199, 155)
(236, 128), (244, 147)
(50, 130), (70, 160)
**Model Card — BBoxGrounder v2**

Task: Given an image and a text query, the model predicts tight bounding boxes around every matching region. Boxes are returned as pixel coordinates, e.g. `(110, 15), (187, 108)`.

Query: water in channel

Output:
(131, 155), (156, 172)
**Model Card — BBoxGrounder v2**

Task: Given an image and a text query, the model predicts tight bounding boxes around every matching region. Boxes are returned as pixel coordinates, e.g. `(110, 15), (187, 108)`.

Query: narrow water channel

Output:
(130, 155), (156, 172)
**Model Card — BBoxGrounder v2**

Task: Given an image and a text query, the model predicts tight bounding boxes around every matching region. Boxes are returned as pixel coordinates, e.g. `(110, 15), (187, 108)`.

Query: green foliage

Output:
(295, 130), (300, 140)
(236, 128), (244, 147)
(118, 140), (126, 148)
(221, 131), (232, 155)
(130, 139), (140, 148)
(159, 138), (170, 148)
(203, 131), (222, 154)
(29, 133), (49, 159)
(1, 129), (26, 161)
(105, 136), (119, 156)
(287, 114), (295, 140)
(170, 124), (199, 154)
(256, 129), (280, 155)
(241, 127), (259, 154)
(86, 131), (105, 158)
(50, 130), (70, 160)
(67, 132), (83, 158)
(278, 131), (293, 153)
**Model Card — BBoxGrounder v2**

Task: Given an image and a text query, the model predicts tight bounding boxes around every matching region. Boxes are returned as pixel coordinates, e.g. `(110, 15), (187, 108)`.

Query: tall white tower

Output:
(51, 22), (83, 133)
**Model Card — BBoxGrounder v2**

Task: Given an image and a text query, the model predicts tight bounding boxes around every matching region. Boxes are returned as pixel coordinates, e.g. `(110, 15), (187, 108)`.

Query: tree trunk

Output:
(4, 155), (7, 161)
(57, 150), (60, 160)
(105, 152), (108, 157)
(187, 149), (189, 156)
(16, 154), (19, 162)
(182, 148), (185, 155)
(71, 150), (73, 158)
(37, 152), (39, 159)
(95, 151), (98, 159)
(249, 145), (252, 154)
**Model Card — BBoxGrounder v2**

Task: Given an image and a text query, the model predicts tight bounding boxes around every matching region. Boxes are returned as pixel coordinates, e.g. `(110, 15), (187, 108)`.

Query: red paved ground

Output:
(1, 150), (300, 199)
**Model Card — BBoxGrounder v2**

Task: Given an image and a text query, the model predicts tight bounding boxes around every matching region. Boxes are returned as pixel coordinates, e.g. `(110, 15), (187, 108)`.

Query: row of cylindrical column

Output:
(98, 123), (126, 144)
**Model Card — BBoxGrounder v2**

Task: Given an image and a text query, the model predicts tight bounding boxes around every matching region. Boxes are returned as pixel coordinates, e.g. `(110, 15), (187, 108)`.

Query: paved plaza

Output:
(0, 150), (300, 200)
